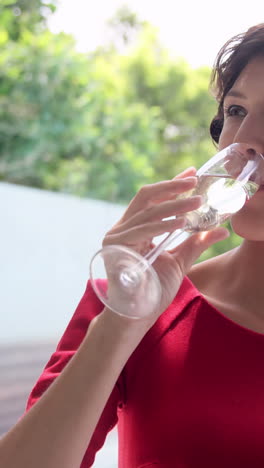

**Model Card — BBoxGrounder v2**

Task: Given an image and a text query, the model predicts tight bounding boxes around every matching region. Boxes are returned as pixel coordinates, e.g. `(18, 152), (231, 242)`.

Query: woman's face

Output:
(219, 55), (264, 240)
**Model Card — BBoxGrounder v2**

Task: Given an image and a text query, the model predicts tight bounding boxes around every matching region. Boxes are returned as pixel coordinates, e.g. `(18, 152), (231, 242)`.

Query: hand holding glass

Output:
(90, 143), (264, 318)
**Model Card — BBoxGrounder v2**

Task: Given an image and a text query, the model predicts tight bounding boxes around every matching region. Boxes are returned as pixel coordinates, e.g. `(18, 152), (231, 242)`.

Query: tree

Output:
(0, 0), (57, 41)
(107, 5), (145, 47)
(0, 27), (162, 201)
(0, 4), (241, 257)
(120, 24), (218, 179)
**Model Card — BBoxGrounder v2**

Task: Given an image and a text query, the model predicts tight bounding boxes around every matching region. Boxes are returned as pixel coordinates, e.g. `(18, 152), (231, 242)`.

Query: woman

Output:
(1, 23), (264, 468)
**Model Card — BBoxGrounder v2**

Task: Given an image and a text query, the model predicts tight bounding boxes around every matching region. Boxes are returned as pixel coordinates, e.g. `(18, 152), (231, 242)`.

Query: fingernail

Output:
(183, 176), (197, 182)
(190, 195), (203, 202)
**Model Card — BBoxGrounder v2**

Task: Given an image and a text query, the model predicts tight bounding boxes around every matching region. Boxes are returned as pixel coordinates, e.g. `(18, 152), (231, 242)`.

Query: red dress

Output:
(27, 277), (264, 467)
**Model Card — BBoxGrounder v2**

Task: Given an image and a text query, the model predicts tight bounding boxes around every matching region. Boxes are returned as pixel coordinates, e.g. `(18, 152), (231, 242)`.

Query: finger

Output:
(113, 195), (202, 234)
(122, 176), (198, 221)
(132, 176), (198, 204)
(172, 227), (230, 269)
(103, 217), (187, 246)
(170, 227), (230, 274)
(173, 167), (197, 179)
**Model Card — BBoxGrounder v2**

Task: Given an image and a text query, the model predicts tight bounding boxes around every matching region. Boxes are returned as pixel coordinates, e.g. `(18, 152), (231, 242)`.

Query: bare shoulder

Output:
(188, 249), (234, 294)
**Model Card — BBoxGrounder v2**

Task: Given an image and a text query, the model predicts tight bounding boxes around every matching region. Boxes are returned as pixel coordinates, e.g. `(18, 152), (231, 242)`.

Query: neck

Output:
(189, 239), (264, 332)
(214, 240), (264, 312)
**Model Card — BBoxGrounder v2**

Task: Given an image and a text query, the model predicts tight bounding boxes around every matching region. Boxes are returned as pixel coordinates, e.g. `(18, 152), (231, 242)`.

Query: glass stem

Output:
(121, 228), (191, 285)
(144, 228), (190, 266)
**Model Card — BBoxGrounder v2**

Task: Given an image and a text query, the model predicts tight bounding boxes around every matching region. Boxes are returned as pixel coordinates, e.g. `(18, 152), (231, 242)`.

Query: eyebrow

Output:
(225, 90), (246, 99)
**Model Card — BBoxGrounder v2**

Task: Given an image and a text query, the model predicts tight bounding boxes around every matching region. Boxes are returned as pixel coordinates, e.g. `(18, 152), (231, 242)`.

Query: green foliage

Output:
(0, 0), (57, 40)
(107, 5), (145, 46)
(0, 29), (162, 201)
(0, 4), (242, 257)
(121, 25), (218, 181)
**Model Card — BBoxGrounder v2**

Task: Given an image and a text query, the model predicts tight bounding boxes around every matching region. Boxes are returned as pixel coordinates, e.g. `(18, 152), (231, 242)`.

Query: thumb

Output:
(170, 227), (230, 274)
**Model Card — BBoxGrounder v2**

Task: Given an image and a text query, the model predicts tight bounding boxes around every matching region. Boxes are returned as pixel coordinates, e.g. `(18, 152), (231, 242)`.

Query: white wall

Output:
(0, 182), (125, 344)
(1, 182), (122, 466)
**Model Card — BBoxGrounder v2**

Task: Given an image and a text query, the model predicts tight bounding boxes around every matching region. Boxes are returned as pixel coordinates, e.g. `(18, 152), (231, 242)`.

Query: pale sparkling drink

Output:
(183, 174), (259, 233)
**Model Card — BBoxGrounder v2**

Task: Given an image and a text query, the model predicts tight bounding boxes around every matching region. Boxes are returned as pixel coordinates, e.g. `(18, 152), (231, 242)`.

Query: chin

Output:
(230, 212), (264, 241)
(229, 187), (264, 240)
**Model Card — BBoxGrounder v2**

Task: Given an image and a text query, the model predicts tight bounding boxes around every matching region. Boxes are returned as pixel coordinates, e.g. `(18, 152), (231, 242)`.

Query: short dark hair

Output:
(209, 24), (264, 143)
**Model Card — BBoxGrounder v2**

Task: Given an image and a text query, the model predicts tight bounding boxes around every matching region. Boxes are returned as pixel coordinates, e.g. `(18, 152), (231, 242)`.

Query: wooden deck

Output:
(0, 341), (118, 466)
(0, 341), (56, 436)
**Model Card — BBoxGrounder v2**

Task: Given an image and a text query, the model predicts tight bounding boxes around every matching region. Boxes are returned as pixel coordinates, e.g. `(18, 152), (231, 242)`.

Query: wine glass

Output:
(90, 143), (264, 319)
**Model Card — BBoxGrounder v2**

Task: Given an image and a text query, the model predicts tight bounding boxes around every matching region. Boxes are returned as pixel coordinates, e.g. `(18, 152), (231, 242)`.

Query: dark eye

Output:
(224, 105), (247, 117)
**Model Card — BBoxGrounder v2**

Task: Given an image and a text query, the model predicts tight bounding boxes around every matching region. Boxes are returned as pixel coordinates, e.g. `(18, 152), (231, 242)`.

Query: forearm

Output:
(0, 309), (148, 468)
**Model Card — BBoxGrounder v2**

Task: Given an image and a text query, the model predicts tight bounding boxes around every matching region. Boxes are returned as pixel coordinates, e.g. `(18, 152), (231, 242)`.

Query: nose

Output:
(233, 113), (264, 156)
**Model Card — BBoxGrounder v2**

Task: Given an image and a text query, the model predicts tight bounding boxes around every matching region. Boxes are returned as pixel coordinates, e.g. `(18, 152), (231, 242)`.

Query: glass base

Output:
(90, 245), (161, 319)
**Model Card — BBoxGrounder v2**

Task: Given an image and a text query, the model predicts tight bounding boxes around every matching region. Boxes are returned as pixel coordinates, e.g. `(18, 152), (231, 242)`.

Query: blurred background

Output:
(0, 0), (263, 466)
